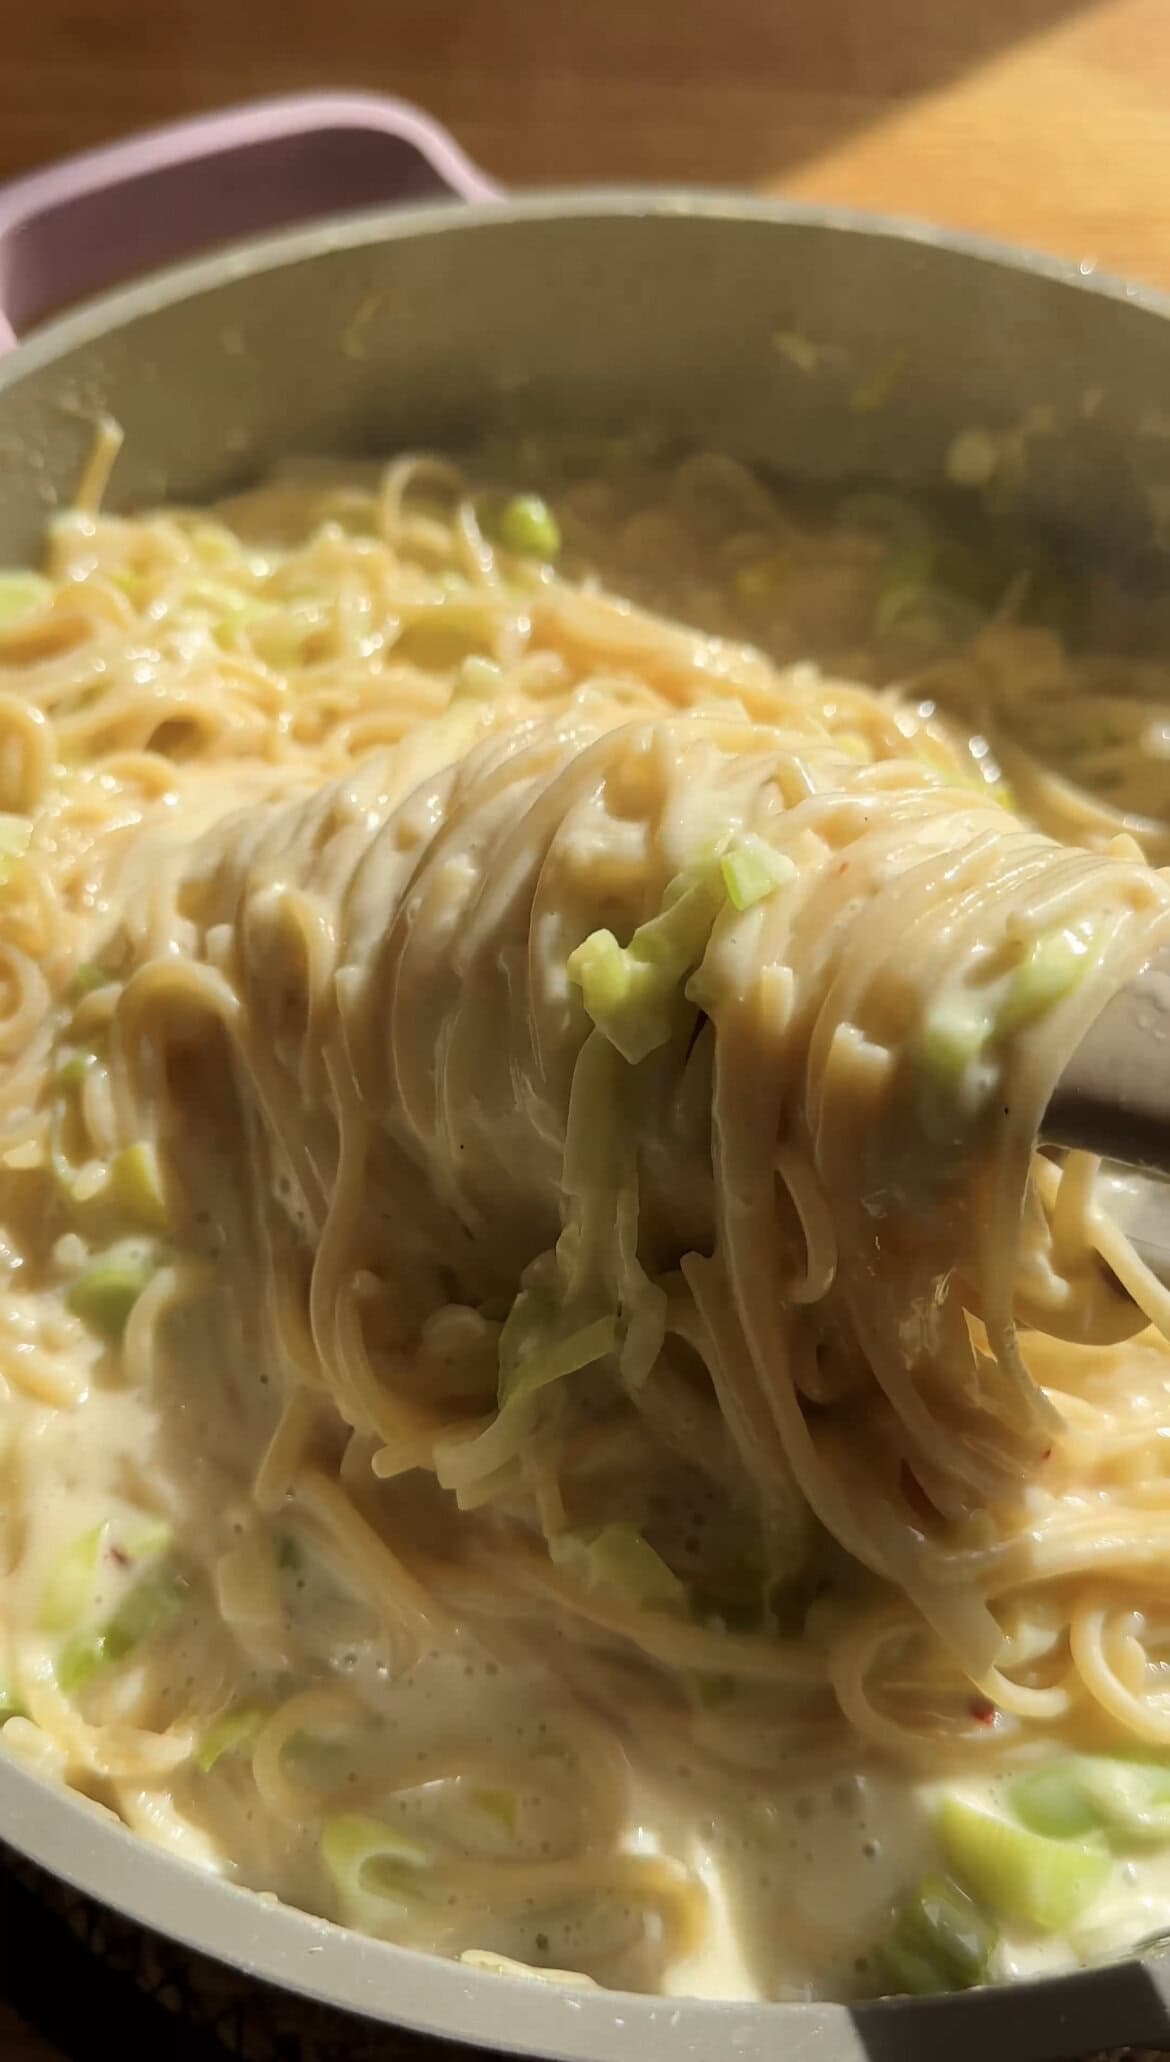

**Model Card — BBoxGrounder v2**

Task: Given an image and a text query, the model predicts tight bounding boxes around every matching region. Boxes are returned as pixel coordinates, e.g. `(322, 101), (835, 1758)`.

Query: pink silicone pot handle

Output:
(0, 93), (498, 351)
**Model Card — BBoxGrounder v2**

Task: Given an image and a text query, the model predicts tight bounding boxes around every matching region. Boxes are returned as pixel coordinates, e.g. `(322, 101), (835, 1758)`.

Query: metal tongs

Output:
(1044, 948), (1170, 1288)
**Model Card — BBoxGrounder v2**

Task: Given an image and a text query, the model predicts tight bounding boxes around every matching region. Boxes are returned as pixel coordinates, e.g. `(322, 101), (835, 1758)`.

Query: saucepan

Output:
(1, 89), (1170, 2062)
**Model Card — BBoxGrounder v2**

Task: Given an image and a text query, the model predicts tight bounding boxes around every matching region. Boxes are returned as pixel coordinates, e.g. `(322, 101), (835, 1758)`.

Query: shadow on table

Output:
(316, 0), (1096, 189)
(0, 0), (1099, 196)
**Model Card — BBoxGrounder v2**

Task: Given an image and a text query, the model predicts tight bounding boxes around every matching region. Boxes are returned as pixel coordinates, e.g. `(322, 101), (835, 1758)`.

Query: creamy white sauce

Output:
(4, 444), (1170, 2008)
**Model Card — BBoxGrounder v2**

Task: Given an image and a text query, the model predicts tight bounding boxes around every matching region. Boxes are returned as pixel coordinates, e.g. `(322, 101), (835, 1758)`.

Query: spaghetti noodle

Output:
(0, 439), (1169, 1999)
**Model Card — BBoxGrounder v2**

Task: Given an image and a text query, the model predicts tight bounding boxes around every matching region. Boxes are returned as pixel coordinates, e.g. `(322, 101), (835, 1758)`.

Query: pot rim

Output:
(3, 185), (1169, 403)
(3, 182), (1170, 2062)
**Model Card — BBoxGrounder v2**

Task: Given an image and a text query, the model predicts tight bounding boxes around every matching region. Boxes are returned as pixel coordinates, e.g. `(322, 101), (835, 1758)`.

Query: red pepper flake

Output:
(108, 1543), (130, 1568)
(968, 1695), (997, 1727)
(836, 861), (849, 875)
(1040, 1448), (1052, 1462)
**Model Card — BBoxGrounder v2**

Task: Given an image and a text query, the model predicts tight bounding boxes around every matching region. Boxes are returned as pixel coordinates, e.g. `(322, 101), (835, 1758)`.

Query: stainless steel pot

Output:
(1, 90), (1169, 2062)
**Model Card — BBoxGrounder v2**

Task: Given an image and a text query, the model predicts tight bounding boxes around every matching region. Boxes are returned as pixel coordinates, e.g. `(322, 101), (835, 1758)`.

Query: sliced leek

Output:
(938, 1797), (1111, 1931)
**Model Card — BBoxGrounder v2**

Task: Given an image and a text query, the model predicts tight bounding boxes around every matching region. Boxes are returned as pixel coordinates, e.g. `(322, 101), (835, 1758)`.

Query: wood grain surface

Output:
(3, 0), (1170, 286)
(4, 0), (1170, 2054)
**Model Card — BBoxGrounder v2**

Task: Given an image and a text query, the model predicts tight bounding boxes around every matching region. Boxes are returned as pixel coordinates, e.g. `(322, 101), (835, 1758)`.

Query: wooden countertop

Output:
(4, 0), (1170, 290)
(3, 0), (1170, 2054)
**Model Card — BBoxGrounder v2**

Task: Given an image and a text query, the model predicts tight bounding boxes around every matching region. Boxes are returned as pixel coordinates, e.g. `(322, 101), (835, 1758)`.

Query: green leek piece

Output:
(497, 1295), (617, 1410)
(103, 1561), (187, 1662)
(566, 930), (662, 1053)
(549, 1522), (685, 1611)
(496, 494), (561, 559)
(997, 924), (1099, 1036)
(56, 1632), (107, 1694)
(120, 1518), (172, 1563)
(471, 1787), (520, 1834)
(321, 1814), (432, 1902)
(720, 837), (797, 912)
(915, 999), (991, 1083)
(38, 1524), (106, 1633)
(1010, 1763), (1103, 1842)
(66, 1240), (157, 1341)
(937, 1796), (1111, 1930)
(442, 1297), (623, 1495)
(45, 1517), (168, 1661)
(0, 573), (51, 626)
(1012, 1756), (1170, 1846)
(106, 1143), (169, 1231)
(877, 1937), (953, 1997)
(895, 1875), (998, 1987)
(56, 1050), (98, 1092)
(196, 1703), (268, 1773)
(56, 1563), (186, 1694)
(567, 858), (726, 1063)
(68, 963), (117, 1003)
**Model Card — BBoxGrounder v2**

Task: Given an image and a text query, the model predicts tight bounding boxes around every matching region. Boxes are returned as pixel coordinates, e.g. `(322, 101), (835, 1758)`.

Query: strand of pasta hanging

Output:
(1, 441), (1170, 1999)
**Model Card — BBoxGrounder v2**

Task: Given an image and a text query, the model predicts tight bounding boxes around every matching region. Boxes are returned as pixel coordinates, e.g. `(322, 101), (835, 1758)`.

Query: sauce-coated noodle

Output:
(2, 441), (1170, 2000)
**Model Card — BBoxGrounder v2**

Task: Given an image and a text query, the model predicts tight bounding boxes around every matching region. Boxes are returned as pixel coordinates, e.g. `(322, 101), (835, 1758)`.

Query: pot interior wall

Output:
(0, 201), (1169, 579)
